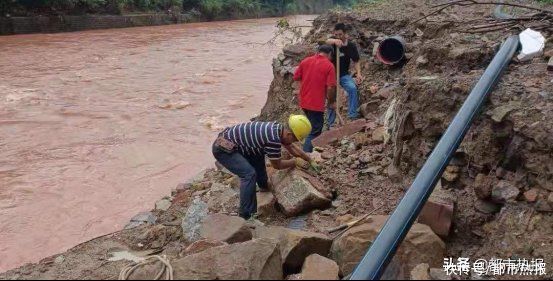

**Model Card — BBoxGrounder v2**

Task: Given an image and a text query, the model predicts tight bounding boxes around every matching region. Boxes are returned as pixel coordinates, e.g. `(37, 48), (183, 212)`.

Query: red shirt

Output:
(293, 54), (337, 112)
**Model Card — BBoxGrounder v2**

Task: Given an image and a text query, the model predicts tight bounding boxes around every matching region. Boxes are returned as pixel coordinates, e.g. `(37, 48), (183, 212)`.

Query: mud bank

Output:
(2, 0), (553, 280)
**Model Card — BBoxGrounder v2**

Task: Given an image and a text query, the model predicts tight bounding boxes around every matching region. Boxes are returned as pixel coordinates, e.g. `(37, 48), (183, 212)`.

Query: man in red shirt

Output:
(293, 45), (337, 152)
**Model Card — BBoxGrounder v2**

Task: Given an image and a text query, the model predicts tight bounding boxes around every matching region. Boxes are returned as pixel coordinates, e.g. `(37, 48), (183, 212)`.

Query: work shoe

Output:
(245, 214), (265, 228)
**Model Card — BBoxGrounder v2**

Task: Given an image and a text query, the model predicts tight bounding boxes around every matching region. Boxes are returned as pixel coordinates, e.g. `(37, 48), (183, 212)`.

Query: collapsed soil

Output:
(1, 0), (553, 280)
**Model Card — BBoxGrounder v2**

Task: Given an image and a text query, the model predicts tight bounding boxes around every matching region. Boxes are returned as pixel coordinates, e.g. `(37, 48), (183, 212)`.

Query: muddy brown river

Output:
(0, 15), (314, 272)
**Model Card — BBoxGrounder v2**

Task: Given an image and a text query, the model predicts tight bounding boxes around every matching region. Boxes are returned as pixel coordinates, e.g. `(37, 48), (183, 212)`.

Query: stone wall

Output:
(0, 14), (196, 35)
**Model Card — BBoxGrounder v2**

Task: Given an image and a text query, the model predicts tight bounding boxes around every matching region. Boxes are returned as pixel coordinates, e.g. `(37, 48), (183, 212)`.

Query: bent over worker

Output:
(293, 44), (337, 153)
(212, 115), (318, 221)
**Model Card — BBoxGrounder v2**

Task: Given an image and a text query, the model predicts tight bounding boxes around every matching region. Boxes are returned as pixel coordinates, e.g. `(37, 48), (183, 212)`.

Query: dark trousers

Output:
(212, 143), (268, 220)
(302, 109), (325, 153)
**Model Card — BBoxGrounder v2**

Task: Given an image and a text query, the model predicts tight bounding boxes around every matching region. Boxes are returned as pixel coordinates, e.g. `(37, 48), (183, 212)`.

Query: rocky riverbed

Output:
(1, 0), (552, 280)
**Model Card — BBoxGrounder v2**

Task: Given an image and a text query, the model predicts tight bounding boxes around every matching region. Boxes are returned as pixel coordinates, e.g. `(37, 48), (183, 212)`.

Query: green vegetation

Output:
(1, 0), (303, 17)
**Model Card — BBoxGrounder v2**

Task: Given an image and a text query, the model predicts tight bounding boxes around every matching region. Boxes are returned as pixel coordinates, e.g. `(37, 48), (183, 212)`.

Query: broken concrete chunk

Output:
(200, 214), (252, 244)
(271, 170), (331, 217)
(254, 226), (333, 273)
(548, 57), (553, 71)
(299, 254), (340, 280)
(181, 198), (209, 243)
(331, 216), (445, 277)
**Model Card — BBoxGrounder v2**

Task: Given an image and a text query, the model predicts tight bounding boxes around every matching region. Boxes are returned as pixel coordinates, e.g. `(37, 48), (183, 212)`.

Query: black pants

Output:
(302, 109), (325, 153)
(212, 143), (268, 219)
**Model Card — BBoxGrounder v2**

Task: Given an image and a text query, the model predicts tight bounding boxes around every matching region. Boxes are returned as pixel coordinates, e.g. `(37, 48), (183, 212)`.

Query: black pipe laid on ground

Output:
(349, 35), (520, 280)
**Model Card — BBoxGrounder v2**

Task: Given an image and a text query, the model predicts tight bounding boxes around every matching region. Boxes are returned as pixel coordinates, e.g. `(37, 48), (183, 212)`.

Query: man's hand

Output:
(295, 158), (310, 170)
(327, 38), (343, 48)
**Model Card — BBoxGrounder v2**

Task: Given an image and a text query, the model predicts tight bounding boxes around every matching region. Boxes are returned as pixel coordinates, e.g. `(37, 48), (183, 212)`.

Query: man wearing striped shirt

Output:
(212, 115), (314, 220)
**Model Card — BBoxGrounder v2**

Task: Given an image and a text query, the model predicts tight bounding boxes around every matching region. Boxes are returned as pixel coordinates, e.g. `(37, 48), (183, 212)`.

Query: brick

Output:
(312, 119), (367, 147)
(418, 200), (454, 237)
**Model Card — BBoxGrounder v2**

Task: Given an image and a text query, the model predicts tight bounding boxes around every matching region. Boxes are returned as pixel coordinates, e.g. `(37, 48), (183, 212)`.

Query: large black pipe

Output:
(349, 35), (520, 280)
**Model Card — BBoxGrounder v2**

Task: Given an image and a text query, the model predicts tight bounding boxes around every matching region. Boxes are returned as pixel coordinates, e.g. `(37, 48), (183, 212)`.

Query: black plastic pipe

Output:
(349, 35), (520, 280)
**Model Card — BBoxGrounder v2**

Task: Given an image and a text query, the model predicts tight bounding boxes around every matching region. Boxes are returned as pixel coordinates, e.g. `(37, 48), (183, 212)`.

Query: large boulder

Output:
(257, 192), (277, 217)
(254, 226), (333, 273)
(297, 254), (339, 280)
(128, 239), (282, 280)
(271, 170), (332, 217)
(330, 215), (445, 277)
(200, 214), (252, 244)
(182, 239), (227, 256)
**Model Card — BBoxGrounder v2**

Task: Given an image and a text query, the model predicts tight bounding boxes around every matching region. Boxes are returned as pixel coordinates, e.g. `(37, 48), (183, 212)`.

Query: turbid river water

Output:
(0, 15), (315, 272)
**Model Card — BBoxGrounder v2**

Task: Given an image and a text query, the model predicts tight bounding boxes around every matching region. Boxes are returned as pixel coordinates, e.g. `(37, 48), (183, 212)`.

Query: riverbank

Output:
(1, 0), (552, 280)
(0, 0), (332, 35)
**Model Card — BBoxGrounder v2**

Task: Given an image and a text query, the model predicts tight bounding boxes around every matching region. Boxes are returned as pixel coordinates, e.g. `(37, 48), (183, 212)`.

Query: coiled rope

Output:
(119, 255), (173, 280)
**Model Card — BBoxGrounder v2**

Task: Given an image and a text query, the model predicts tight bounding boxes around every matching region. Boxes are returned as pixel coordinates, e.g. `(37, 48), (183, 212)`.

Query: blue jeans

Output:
(327, 75), (360, 128)
(302, 109), (324, 153)
(212, 142), (268, 219)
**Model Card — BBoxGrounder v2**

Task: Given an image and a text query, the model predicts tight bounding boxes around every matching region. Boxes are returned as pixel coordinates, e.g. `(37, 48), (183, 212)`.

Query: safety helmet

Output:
(288, 114), (312, 143)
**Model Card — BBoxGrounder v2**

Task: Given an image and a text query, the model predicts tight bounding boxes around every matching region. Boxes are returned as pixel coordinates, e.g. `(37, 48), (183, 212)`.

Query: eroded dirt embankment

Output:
(1, 0), (552, 280)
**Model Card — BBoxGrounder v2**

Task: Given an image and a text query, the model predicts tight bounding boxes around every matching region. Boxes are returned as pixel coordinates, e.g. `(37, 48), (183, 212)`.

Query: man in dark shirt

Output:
(326, 23), (363, 127)
(212, 115), (317, 220)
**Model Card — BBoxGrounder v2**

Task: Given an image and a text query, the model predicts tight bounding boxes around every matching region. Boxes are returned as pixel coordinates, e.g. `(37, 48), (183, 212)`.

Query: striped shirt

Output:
(222, 122), (283, 160)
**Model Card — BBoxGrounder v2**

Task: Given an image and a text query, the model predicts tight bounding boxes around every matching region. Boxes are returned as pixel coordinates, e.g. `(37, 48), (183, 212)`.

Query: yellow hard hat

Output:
(288, 114), (312, 143)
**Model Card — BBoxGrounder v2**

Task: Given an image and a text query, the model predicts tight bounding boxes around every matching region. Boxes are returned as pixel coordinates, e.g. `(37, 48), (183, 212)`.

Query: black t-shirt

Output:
(333, 40), (360, 77)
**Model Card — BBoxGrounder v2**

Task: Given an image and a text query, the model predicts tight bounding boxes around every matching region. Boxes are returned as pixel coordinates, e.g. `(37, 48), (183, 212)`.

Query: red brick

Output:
(312, 119), (367, 147)
(418, 200), (454, 237)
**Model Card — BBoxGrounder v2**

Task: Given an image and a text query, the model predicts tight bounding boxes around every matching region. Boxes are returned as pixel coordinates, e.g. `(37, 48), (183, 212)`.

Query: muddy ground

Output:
(1, 0), (553, 280)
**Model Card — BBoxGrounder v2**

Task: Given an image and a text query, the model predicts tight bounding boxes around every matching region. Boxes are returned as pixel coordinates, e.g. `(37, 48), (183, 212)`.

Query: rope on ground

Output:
(119, 255), (174, 280)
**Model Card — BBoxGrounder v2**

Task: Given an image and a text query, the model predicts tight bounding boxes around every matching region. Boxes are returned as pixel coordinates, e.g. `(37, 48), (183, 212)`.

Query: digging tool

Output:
(335, 46), (345, 126)
(328, 205), (383, 240)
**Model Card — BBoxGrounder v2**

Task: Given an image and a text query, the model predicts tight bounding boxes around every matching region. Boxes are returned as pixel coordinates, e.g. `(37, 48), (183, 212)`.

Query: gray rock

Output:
(491, 181), (520, 203)
(125, 212), (157, 229)
(155, 199), (172, 211)
(181, 198), (209, 243)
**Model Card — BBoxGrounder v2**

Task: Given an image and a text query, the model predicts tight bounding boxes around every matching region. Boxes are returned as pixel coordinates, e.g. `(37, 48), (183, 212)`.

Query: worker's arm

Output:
(269, 158), (296, 170)
(351, 43), (363, 84)
(284, 144), (312, 163)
